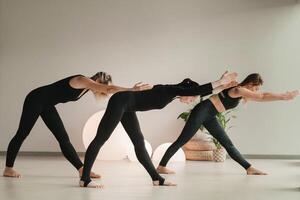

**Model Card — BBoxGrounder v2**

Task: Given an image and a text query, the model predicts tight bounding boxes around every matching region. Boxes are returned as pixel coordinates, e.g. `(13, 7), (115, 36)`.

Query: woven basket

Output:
(183, 139), (216, 151)
(184, 150), (213, 161)
(213, 148), (227, 162)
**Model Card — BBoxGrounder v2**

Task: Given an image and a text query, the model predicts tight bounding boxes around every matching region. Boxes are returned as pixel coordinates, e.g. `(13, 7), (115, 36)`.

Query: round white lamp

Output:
(126, 140), (153, 162)
(82, 110), (131, 160)
(152, 143), (186, 162)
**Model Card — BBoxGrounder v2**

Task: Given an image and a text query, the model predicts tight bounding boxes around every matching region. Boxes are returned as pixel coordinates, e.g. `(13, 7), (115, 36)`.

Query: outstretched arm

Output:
(71, 76), (152, 95)
(232, 87), (299, 102)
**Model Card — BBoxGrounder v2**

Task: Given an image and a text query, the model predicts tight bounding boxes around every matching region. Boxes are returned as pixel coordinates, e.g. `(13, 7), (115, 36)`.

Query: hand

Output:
(219, 71), (238, 85)
(220, 70), (228, 80)
(132, 82), (153, 91)
(179, 96), (198, 104)
(282, 90), (299, 100)
(221, 81), (239, 90)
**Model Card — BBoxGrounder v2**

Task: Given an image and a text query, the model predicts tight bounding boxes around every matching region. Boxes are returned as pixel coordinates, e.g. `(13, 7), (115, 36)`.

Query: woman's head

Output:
(91, 72), (112, 85)
(239, 73), (263, 91)
(91, 72), (112, 101)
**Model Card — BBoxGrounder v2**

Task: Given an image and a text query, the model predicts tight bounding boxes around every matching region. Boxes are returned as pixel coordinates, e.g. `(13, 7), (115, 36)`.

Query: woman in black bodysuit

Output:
(157, 73), (299, 176)
(80, 72), (239, 188)
(3, 72), (150, 178)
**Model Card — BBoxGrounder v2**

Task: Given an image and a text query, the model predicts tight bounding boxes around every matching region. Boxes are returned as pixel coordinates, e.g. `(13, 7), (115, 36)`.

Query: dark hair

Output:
(91, 72), (112, 85)
(239, 73), (263, 86)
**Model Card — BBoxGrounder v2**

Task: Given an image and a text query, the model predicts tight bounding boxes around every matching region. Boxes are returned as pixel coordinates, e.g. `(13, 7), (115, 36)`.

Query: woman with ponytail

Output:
(157, 73), (299, 175)
(3, 72), (150, 178)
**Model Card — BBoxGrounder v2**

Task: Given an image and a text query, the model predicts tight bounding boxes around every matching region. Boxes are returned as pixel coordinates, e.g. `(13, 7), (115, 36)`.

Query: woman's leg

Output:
(121, 112), (175, 186)
(4, 94), (42, 177)
(80, 93), (127, 186)
(203, 117), (267, 175)
(41, 106), (83, 169)
(203, 117), (251, 169)
(40, 106), (100, 178)
(158, 101), (213, 172)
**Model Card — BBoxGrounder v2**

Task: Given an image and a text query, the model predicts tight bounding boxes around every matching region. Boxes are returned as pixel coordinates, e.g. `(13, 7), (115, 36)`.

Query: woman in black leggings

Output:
(3, 72), (149, 178)
(80, 72), (239, 188)
(157, 73), (299, 175)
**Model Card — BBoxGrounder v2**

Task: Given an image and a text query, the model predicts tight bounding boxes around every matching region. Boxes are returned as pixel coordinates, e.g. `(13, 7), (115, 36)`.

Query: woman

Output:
(156, 73), (299, 175)
(3, 72), (150, 178)
(79, 71), (239, 188)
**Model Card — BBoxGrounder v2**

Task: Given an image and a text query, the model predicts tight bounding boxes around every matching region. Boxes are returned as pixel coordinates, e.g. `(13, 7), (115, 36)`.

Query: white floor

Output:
(0, 156), (300, 200)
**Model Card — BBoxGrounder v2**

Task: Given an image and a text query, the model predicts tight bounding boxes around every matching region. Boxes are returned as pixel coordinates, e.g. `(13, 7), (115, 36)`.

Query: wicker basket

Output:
(184, 150), (213, 161)
(183, 139), (216, 161)
(213, 148), (227, 162)
(183, 139), (215, 151)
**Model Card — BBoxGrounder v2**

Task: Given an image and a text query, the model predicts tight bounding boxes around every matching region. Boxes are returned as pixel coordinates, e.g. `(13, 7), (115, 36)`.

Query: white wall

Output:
(1, 0), (299, 155)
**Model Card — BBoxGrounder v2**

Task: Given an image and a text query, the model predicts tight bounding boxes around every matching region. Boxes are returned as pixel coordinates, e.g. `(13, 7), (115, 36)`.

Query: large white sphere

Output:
(82, 110), (131, 160)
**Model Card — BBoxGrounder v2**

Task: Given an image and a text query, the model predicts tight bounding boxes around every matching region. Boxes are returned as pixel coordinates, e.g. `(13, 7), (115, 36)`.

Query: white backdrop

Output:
(0, 0), (300, 156)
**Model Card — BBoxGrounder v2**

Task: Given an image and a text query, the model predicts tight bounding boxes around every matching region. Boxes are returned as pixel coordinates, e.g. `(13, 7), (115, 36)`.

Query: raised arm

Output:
(70, 76), (152, 95)
(232, 87), (299, 102)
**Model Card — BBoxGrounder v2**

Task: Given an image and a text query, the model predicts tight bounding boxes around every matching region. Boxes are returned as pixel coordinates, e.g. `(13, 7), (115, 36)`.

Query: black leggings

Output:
(6, 92), (83, 170)
(159, 100), (251, 170)
(81, 92), (165, 184)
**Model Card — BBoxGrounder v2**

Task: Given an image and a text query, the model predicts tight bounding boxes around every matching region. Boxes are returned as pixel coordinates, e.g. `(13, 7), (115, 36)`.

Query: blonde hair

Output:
(91, 72), (112, 85)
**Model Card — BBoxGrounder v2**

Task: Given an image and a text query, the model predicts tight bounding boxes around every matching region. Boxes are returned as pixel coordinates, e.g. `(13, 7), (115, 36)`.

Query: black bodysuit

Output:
(6, 75), (88, 169)
(81, 79), (213, 185)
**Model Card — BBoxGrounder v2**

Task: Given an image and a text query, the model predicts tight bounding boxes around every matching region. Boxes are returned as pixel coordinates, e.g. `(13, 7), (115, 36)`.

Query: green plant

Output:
(178, 98), (237, 149)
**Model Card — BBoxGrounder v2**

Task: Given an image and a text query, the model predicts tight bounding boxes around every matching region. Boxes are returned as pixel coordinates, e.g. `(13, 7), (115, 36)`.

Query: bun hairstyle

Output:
(178, 78), (199, 88)
(91, 72), (112, 85)
(239, 73), (263, 86)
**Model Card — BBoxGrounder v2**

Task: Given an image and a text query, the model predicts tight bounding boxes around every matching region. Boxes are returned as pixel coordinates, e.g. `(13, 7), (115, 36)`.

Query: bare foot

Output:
(79, 180), (104, 189)
(246, 166), (268, 175)
(78, 167), (101, 179)
(153, 180), (177, 186)
(3, 167), (21, 178)
(156, 166), (175, 174)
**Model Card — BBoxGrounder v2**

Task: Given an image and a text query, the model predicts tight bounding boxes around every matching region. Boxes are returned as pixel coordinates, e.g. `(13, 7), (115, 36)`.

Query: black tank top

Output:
(218, 87), (242, 110)
(33, 74), (89, 105)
